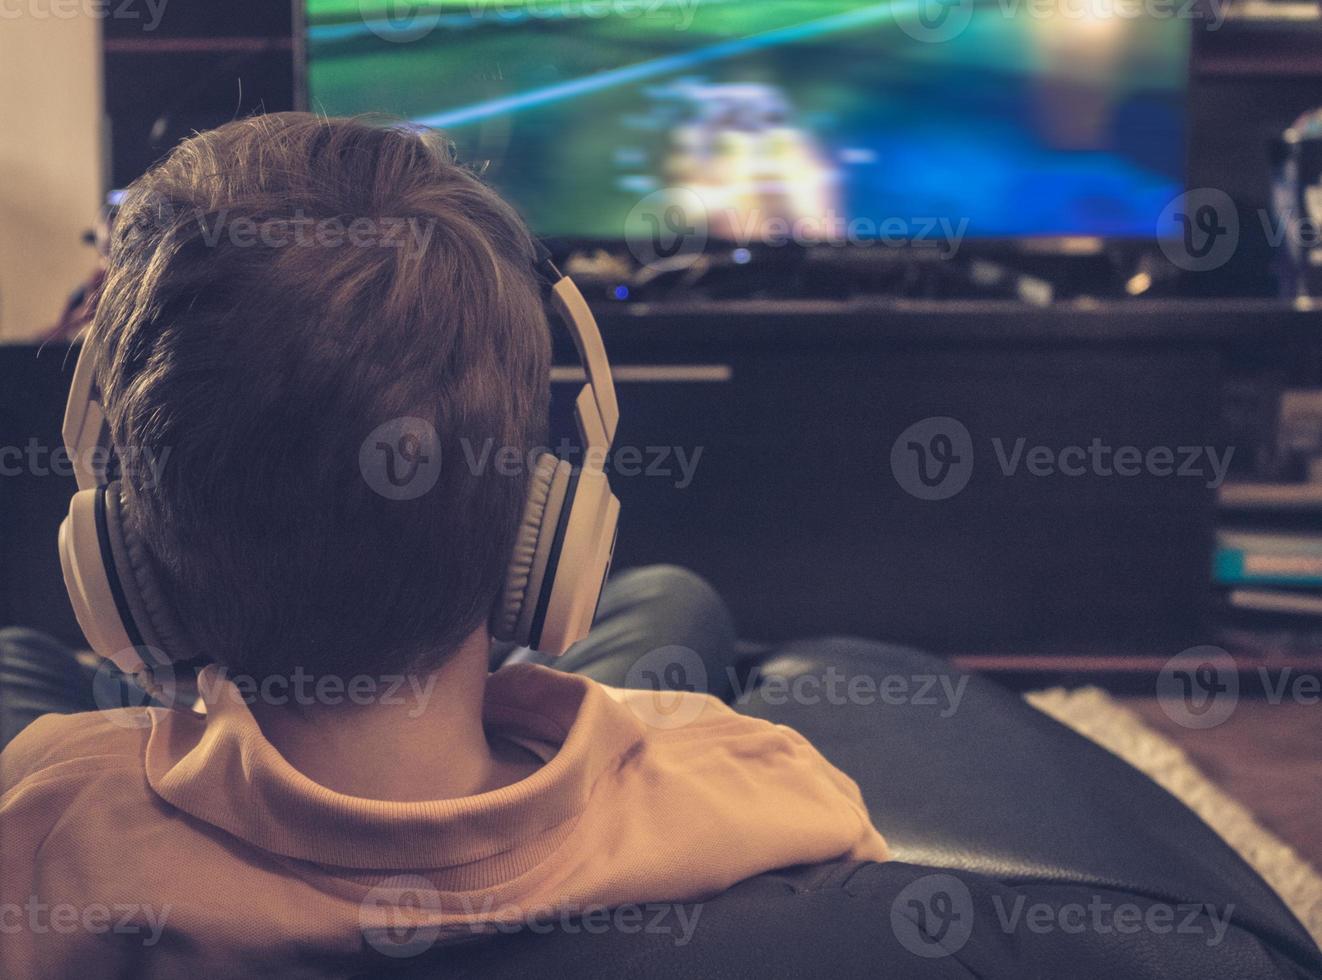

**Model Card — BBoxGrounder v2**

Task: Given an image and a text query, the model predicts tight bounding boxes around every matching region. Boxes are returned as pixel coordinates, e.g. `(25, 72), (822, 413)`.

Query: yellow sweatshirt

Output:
(0, 662), (887, 978)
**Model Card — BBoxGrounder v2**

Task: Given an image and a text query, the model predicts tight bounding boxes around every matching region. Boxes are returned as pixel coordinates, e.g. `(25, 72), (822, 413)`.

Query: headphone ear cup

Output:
(59, 487), (142, 673)
(531, 467), (620, 656)
(59, 483), (187, 674)
(103, 482), (189, 664)
(491, 454), (571, 644)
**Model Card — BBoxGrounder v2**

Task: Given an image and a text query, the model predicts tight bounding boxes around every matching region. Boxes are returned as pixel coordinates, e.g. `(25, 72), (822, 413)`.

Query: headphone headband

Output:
(62, 339), (112, 492)
(535, 249), (618, 453)
(548, 274), (618, 454)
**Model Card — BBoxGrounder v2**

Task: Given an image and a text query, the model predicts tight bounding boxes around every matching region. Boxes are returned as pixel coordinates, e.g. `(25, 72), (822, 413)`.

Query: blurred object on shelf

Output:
(1215, 383), (1322, 648)
(1229, 587), (1322, 616)
(1277, 389), (1322, 480)
(1214, 529), (1322, 587)
(1220, 376), (1287, 480)
(1226, 0), (1320, 23)
(1271, 107), (1322, 299)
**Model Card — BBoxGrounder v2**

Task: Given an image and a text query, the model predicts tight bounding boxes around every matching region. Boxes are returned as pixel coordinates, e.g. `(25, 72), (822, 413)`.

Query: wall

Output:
(0, 9), (103, 342)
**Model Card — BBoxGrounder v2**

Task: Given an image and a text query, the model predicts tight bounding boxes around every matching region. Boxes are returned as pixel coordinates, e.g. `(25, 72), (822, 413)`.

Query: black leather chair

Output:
(359, 642), (1322, 979)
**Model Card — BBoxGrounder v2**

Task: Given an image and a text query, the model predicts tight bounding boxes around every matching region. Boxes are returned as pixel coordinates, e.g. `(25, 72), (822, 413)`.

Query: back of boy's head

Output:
(92, 112), (551, 681)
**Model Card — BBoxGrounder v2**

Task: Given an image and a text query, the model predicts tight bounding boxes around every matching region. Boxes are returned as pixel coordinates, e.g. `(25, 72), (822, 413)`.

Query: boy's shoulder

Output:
(1, 708), (153, 795)
(598, 679), (811, 748)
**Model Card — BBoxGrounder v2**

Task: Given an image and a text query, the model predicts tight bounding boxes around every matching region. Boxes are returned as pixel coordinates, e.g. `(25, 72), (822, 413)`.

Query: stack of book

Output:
(1215, 482), (1322, 626)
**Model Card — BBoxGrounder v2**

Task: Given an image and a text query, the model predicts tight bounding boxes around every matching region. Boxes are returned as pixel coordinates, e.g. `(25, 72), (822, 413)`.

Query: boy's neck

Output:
(248, 629), (542, 802)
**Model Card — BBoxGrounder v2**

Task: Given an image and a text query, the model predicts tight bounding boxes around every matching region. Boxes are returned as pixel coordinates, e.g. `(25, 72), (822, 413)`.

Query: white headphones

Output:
(58, 247), (621, 681)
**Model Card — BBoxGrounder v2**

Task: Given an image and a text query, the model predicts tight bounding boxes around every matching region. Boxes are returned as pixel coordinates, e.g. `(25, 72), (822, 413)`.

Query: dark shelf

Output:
(1195, 13), (1322, 77)
(101, 0), (292, 40)
(585, 298), (1322, 353)
(104, 37), (293, 54)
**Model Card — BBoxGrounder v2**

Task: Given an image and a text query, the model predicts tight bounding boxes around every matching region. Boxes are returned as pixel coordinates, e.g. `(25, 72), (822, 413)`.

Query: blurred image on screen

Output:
(305, 1), (1189, 241)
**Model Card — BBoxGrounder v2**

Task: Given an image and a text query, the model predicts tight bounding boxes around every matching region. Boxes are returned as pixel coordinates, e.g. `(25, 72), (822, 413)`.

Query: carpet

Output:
(1026, 686), (1322, 947)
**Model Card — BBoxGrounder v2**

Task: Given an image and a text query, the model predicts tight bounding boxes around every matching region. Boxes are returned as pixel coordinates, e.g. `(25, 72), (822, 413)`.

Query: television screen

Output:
(305, 2), (1189, 244)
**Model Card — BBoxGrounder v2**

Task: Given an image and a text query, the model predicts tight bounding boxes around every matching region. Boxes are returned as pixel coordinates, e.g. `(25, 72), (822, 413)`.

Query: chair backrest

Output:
(356, 861), (1322, 980)
(0, 344), (82, 645)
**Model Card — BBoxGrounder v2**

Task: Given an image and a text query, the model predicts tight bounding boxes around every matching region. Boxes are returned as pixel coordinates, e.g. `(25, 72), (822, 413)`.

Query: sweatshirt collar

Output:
(144, 663), (644, 878)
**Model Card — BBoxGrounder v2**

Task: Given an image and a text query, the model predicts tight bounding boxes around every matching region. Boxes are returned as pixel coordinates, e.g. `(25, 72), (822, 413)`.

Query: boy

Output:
(0, 113), (886, 977)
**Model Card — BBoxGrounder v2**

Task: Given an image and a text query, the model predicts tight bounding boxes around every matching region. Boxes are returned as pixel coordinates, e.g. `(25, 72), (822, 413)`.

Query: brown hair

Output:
(92, 112), (550, 679)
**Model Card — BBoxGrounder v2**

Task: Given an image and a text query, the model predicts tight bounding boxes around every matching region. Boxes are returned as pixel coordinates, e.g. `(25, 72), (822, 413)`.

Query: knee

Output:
(604, 564), (737, 655)
(612, 564), (713, 602)
(611, 565), (730, 623)
(758, 636), (950, 681)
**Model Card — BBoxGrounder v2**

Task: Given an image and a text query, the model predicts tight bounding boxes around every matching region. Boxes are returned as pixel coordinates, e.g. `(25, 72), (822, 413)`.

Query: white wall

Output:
(0, 9), (103, 342)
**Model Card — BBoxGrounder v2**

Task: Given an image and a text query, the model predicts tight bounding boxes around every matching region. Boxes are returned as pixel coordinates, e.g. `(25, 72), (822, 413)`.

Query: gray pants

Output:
(0, 565), (739, 752)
